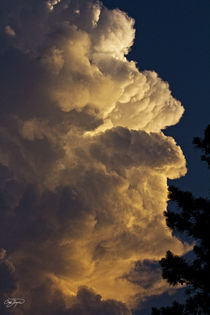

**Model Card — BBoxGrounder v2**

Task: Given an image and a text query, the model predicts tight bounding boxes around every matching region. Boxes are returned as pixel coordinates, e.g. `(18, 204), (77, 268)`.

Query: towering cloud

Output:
(0, 0), (189, 313)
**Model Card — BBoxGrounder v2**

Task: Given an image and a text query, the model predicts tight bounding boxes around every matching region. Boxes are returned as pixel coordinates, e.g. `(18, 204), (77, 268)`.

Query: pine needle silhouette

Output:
(152, 125), (210, 315)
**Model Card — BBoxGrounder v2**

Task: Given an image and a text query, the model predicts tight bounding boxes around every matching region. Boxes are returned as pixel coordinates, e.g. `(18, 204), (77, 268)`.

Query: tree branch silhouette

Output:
(152, 125), (210, 315)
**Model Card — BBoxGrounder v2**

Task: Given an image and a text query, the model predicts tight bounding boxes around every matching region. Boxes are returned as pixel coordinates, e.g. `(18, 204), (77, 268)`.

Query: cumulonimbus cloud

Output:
(0, 0), (189, 313)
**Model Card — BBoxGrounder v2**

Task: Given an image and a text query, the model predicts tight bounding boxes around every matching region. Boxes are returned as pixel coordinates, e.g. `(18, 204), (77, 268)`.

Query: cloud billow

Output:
(0, 0), (189, 313)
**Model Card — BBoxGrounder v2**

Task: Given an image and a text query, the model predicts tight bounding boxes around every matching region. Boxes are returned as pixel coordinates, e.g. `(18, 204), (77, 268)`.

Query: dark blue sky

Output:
(103, 0), (210, 198)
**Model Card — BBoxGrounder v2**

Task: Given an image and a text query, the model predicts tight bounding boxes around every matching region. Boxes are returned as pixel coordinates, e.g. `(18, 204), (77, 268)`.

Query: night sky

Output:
(0, 1), (209, 314)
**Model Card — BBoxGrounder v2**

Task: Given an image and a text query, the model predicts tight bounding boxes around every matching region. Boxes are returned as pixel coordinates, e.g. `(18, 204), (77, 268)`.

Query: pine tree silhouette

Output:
(152, 125), (210, 315)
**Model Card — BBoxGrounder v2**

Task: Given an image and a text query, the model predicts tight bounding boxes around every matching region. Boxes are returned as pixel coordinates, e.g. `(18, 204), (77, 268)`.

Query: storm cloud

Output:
(0, 0), (190, 313)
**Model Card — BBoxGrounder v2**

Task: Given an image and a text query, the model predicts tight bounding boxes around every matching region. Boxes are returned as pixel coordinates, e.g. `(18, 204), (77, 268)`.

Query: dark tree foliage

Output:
(152, 125), (210, 315)
(194, 124), (210, 168)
